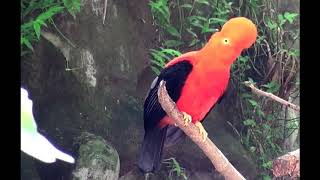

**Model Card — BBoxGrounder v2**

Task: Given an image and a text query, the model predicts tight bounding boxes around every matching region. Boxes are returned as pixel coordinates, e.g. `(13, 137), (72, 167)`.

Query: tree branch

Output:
(158, 80), (246, 180)
(272, 149), (300, 178)
(243, 81), (300, 112)
(41, 30), (72, 62)
(102, 0), (108, 25)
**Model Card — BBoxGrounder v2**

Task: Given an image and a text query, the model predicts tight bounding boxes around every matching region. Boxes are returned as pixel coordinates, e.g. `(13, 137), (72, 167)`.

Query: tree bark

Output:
(272, 149), (300, 178)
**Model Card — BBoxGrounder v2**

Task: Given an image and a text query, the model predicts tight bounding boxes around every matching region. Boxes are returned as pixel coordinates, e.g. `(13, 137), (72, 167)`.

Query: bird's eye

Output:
(223, 38), (230, 45)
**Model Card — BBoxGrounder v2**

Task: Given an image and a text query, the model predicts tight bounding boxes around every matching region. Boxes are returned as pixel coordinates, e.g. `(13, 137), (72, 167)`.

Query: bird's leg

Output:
(195, 122), (208, 142)
(182, 112), (192, 126)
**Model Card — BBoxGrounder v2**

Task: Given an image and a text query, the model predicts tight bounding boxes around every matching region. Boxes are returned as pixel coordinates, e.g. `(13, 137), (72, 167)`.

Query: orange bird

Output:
(138, 17), (257, 173)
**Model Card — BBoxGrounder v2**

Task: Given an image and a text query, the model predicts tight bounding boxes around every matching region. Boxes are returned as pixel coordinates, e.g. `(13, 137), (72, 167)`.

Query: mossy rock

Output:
(72, 132), (120, 180)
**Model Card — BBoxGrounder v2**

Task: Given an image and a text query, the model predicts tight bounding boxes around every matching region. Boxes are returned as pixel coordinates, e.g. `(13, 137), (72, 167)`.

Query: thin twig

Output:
(226, 121), (241, 139)
(243, 81), (300, 112)
(50, 19), (76, 48)
(158, 80), (246, 180)
(102, 0), (108, 25)
(189, 0), (196, 16)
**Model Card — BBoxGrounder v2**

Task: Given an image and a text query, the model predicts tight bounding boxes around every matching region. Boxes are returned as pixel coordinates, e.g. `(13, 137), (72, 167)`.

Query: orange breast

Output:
(158, 68), (229, 128)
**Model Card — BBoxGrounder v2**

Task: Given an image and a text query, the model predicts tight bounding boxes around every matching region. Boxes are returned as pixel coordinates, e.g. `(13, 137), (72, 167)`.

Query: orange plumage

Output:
(138, 17), (257, 173)
(159, 17), (257, 128)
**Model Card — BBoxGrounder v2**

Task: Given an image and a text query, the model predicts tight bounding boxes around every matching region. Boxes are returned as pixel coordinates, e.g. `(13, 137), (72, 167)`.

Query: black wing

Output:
(144, 60), (193, 131)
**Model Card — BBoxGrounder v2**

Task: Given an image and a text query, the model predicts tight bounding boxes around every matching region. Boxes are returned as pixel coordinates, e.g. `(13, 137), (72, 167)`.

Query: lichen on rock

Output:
(72, 132), (120, 180)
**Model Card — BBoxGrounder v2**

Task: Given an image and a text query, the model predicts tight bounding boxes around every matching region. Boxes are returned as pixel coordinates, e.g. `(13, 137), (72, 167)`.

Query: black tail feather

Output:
(138, 127), (168, 173)
(164, 126), (186, 148)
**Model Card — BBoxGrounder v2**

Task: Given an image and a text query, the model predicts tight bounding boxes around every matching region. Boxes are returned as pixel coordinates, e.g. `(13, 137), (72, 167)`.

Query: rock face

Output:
(72, 132), (120, 180)
(21, 0), (260, 179)
(21, 0), (155, 178)
(21, 152), (41, 180)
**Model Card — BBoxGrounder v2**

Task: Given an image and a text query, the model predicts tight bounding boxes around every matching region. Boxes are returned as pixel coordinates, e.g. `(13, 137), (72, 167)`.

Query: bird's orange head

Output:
(199, 17), (257, 66)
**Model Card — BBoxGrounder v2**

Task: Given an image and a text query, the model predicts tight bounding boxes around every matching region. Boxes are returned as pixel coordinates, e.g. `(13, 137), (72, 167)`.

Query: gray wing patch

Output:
(144, 76), (159, 100)
(150, 76), (159, 89)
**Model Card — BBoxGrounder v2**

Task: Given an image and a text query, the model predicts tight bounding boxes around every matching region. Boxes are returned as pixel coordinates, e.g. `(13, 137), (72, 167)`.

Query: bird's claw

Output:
(182, 112), (192, 126)
(195, 122), (208, 142)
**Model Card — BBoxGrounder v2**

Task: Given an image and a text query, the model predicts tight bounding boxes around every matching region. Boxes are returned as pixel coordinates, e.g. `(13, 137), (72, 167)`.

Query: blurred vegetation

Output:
(148, 0), (299, 179)
(163, 158), (188, 180)
(21, 0), (81, 57)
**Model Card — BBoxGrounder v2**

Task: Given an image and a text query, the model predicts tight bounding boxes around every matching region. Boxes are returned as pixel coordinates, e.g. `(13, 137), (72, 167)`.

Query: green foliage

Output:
(149, 0), (300, 178)
(21, 0), (81, 57)
(163, 158), (188, 180)
(261, 81), (280, 93)
(62, 0), (81, 18)
(150, 48), (182, 75)
(149, 0), (233, 74)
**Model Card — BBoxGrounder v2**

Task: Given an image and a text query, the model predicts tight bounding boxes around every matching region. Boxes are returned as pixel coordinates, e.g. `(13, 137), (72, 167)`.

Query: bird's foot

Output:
(182, 112), (192, 126)
(195, 122), (208, 142)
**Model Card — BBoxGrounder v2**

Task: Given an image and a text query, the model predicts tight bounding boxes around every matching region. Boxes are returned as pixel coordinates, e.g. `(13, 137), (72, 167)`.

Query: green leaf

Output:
(189, 38), (200, 47)
(33, 22), (41, 40)
(262, 161), (273, 169)
(21, 37), (34, 51)
(266, 18), (277, 30)
(151, 49), (170, 60)
(261, 81), (280, 93)
(201, 21), (216, 34)
(263, 124), (270, 130)
(263, 175), (272, 180)
(266, 114), (273, 121)
(36, 18), (48, 27)
(164, 40), (183, 47)
(22, 0), (38, 17)
(21, 20), (34, 32)
(257, 109), (265, 118)
(243, 119), (256, 127)
(190, 21), (203, 29)
(186, 28), (198, 38)
(165, 25), (181, 38)
(249, 146), (256, 152)
(161, 49), (181, 57)
(248, 99), (258, 107)
(284, 12), (298, 24)
(150, 50), (167, 67)
(151, 66), (161, 75)
(277, 14), (286, 26)
(288, 49), (300, 57)
(149, 0), (170, 27)
(256, 35), (265, 44)
(150, 56), (166, 67)
(180, 4), (193, 9)
(37, 5), (64, 22)
(63, 0), (81, 18)
(238, 56), (249, 64)
(195, 0), (210, 6)
(241, 93), (252, 99)
(188, 16), (206, 29)
(192, 15), (207, 22)
(208, 17), (227, 24)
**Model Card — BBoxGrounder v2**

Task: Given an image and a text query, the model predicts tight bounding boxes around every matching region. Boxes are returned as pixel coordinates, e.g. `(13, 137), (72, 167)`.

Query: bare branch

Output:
(272, 149), (300, 178)
(243, 81), (300, 111)
(103, 0), (108, 25)
(41, 30), (71, 62)
(158, 80), (246, 180)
